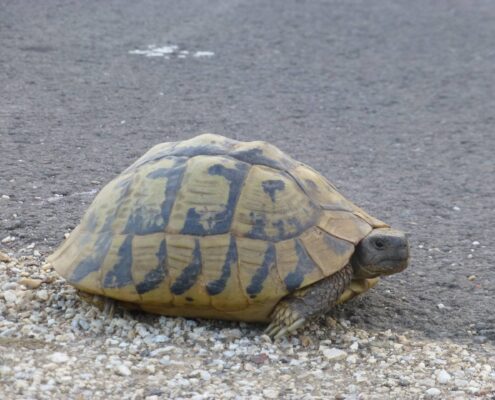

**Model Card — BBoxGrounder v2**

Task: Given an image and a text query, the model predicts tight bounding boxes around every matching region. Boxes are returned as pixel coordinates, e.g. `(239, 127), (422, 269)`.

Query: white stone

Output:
(437, 369), (451, 384)
(425, 388), (441, 397)
(0, 251), (11, 262)
(346, 355), (358, 364)
(0, 365), (12, 376)
(454, 378), (468, 387)
(151, 335), (168, 343)
(135, 324), (149, 337)
(199, 370), (211, 381)
(262, 389), (279, 399)
(36, 290), (49, 301)
(159, 356), (171, 366)
(146, 365), (155, 374)
(115, 364), (131, 376)
(193, 51), (215, 58)
(321, 347), (347, 361)
(466, 386), (480, 394)
(49, 352), (69, 363)
(3, 290), (17, 304)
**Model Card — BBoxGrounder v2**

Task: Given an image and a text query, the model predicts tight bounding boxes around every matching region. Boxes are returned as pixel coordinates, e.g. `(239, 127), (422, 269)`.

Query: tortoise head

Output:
(351, 228), (409, 279)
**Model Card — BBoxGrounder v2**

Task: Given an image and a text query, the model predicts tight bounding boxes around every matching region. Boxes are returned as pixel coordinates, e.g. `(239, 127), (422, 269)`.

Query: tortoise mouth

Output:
(376, 258), (409, 275)
(353, 257), (409, 279)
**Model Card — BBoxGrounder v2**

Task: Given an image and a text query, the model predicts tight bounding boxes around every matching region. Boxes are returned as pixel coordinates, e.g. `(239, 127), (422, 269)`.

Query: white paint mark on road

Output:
(47, 194), (64, 203)
(74, 189), (98, 197)
(193, 51), (215, 58)
(129, 44), (214, 59)
(129, 45), (178, 57)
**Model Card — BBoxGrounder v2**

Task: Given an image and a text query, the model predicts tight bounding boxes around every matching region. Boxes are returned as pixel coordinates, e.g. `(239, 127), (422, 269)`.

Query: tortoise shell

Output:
(48, 134), (387, 322)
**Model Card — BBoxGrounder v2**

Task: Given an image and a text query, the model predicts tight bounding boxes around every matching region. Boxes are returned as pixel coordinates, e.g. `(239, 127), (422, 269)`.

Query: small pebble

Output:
(3, 290), (17, 304)
(49, 352), (69, 363)
(1, 236), (15, 243)
(36, 289), (50, 301)
(262, 389), (279, 399)
(346, 354), (358, 364)
(0, 251), (11, 262)
(454, 378), (469, 387)
(321, 347), (347, 361)
(199, 370), (211, 381)
(473, 336), (487, 344)
(437, 369), (451, 384)
(18, 278), (43, 289)
(425, 387), (441, 397)
(115, 364), (131, 376)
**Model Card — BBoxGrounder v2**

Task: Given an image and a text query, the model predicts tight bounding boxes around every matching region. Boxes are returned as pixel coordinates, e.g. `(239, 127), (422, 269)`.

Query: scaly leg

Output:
(77, 291), (116, 318)
(265, 263), (353, 339)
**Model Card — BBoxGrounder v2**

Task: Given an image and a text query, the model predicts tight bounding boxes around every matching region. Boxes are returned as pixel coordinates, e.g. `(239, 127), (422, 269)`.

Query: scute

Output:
(299, 227), (355, 277)
(165, 235), (207, 306)
(236, 237), (288, 303)
(199, 234), (247, 311)
(318, 210), (372, 244)
(275, 238), (325, 291)
(291, 164), (388, 228)
(291, 164), (355, 212)
(123, 133), (237, 173)
(230, 140), (298, 170)
(166, 156), (250, 235)
(231, 165), (320, 241)
(131, 234), (169, 299)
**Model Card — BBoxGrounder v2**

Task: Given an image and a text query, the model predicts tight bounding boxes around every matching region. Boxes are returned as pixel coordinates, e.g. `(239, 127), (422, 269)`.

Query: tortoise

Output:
(48, 133), (409, 338)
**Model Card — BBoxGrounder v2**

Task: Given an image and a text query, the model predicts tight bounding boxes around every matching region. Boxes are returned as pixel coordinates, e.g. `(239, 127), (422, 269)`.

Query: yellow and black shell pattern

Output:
(48, 134), (388, 322)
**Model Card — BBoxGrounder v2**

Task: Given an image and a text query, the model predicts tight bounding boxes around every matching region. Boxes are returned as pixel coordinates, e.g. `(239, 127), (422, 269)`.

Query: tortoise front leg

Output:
(265, 263), (353, 339)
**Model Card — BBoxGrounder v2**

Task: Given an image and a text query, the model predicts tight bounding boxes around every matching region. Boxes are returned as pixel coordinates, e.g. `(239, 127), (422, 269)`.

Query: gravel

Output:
(0, 249), (494, 399)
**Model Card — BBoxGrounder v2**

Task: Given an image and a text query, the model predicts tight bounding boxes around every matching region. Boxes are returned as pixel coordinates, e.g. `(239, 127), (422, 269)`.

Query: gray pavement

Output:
(1, 0), (494, 341)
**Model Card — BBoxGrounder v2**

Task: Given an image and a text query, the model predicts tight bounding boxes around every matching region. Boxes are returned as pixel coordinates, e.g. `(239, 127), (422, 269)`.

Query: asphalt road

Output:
(1, 0), (494, 342)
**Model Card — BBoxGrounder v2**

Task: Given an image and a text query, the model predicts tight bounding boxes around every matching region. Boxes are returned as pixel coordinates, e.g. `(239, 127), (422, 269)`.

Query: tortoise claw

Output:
(265, 301), (307, 339)
(274, 318), (306, 340)
(265, 317), (306, 339)
(102, 298), (116, 319)
(264, 321), (279, 338)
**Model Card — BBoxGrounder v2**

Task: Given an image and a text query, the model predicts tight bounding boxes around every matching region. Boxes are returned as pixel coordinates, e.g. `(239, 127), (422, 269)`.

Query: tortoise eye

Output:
(374, 239), (385, 250)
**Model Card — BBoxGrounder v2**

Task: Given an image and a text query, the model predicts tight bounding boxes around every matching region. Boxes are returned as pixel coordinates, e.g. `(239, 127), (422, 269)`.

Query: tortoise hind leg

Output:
(77, 291), (116, 318)
(265, 263), (353, 339)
